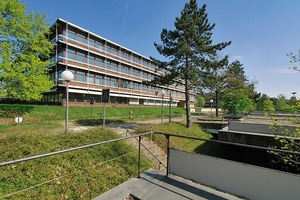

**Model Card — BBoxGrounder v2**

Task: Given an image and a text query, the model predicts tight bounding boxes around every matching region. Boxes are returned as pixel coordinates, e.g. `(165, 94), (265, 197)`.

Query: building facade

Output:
(44, 18), (194, 107)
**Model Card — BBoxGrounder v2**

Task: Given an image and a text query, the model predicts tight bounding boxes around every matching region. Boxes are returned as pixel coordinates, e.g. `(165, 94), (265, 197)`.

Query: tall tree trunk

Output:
(215, 90), (219, 117)
(185, 78), (191, 128)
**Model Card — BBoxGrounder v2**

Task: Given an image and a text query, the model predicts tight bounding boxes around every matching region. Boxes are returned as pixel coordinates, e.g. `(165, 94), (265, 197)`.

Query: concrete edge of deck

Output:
(93, 168), (242, 200)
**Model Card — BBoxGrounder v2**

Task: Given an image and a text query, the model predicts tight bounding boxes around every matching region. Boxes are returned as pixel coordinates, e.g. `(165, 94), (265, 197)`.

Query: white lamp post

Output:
(62, 70), (74, 133)
(210, 99), (214, 115)
(161, 89), (166, 125)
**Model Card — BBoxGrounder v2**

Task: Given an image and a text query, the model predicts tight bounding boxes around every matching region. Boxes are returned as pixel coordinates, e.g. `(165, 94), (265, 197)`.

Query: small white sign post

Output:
(15, 116), (23, 124)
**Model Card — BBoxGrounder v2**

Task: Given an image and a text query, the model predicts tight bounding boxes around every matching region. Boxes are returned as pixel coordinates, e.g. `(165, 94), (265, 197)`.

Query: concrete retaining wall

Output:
(169, 149), (300, 200)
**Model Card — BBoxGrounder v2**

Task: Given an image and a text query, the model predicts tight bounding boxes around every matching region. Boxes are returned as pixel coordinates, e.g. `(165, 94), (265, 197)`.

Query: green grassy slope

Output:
(135, 122), (231, 158)
(0, 128), (151, 199)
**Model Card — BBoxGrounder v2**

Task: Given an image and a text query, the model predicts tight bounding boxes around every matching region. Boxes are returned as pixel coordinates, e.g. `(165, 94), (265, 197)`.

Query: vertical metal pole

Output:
(166, 135), (170, 177)
(103, 103), (106, 127)
(169, 92), (171, 123)
(65, 81), (69, 133)
(138, 136), (141, 178)
(161, 96), (164, 125)
(90, 104), (92, 119)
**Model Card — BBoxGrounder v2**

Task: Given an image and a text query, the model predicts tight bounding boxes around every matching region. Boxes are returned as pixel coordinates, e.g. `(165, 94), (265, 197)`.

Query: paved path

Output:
(106, 117), (185, 172)
(69, 117), (185, 173)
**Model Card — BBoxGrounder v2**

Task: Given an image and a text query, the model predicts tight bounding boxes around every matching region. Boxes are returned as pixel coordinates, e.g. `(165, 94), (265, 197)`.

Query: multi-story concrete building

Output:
(44, 18), (194, 107)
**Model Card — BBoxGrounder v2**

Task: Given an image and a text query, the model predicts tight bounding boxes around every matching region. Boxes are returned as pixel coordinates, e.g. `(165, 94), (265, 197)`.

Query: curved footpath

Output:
(70, 117), (185, 172)
(107, 117), (185, 172)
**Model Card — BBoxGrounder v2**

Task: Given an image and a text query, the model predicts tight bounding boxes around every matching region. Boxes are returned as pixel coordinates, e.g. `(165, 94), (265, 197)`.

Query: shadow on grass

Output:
(0, 105), (34, 117)
(194, 141), (231, 158)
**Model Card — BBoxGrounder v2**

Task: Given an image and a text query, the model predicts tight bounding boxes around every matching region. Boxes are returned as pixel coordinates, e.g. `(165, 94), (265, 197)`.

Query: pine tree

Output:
(151, 0), (231, 127)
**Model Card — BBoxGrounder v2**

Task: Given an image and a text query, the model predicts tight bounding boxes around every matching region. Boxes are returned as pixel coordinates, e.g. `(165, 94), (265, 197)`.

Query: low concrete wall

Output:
(229, 122), (296, 135)
(169, 149), (300, 200)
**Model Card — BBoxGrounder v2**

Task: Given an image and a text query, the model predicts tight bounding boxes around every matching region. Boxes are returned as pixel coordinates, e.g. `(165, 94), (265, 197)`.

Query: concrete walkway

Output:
(93, 169), (242, 200)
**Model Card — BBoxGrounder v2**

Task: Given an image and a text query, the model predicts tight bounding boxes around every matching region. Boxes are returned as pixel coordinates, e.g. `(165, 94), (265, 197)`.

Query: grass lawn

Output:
(0, 128), (151, 199)
(135, 122), (232, 158)
(1, 104), (186, 199)
(0, 104), (185, 136)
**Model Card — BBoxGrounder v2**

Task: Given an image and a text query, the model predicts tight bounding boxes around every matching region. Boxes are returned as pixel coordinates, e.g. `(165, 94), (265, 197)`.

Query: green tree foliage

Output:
(149, 0), (231, 127)
(289, 94), (297, 106)
(223, 60), (247, 93)
(268, 109), (300, 173)
(195, 95), (205, 107)
(256, 93), (269, 110)
(200, 56), (228, 117)
(274, 94), (293, 112)
(221, 92), (253, 115)
(263, 98), (275, 112)
(0, 0), (53, 100)
(223, 60), (257, 100)
(201, 59), (256, 117)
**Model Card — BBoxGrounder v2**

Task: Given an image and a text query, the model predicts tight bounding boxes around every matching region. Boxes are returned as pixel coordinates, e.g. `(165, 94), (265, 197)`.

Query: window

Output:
(132, 68), (139, 77)
(88, 74), (94, 84)
(76, 71), (85, 82)
(118, 65), (123, 73)
(143, 60), (148, 67)
(106, 45), (111, 53)
(68, 30), (76, 40)
(143, 85), (148, 92)
(129, 82), (133, 89)
(111, 46), (117, 55)
(76, 52), (85, 62)
(67, 49), (76, 60)
(104, 77), (110, 86)
(133, 82), (139, 91)
(124, 80), (129, 88)
(77, 33), (85, 43)
(111, 77), (117, 87)
(95, 57), (103, 67)
(136, 69), (141, 77)
(95, 75), (103, 85)
(58, 51), (63, 62)
(123, 65), (129, 74)
(111, 62), (116, 71)
(95, 41), (103, 49)
(105, 61), (110, 70)
(123, 52), (129, 60)
(89, 39), (95, 47)
(89, 56), (95, 65)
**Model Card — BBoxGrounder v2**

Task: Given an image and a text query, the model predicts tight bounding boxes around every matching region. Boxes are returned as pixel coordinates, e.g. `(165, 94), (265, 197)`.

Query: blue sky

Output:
(22, 0), (300, 98)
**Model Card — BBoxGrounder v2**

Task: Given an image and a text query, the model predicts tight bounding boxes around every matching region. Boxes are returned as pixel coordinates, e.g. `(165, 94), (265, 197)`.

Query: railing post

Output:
(138, 136), (141, 178)
(165, 135), (170, 177)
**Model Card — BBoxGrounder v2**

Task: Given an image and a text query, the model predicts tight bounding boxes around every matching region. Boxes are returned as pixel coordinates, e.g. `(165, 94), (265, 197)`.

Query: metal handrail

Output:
(155, 132), (300, 156)
(0, 132), (153, 167)
(1, 131), (299, 168)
